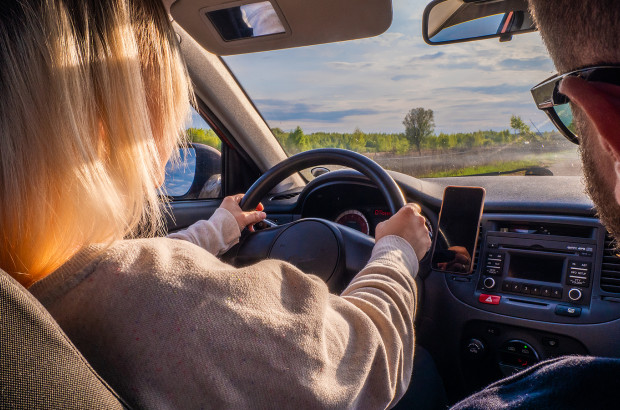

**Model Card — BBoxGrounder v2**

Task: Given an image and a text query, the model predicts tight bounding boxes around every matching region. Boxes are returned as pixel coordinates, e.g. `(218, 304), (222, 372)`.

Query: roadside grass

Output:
(418, 160), (543, 178)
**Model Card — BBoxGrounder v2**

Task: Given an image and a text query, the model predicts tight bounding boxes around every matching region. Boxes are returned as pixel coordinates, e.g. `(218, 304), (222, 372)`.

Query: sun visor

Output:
(169, 0), (393, 55)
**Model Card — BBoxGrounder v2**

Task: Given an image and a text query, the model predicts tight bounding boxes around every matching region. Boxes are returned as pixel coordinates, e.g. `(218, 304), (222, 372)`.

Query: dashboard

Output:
(299, 182), (393, 236)
(260, 170), (620, 403)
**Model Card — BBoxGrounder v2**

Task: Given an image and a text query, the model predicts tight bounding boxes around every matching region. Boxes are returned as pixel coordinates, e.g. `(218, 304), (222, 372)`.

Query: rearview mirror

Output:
(422, 0), (537, 45)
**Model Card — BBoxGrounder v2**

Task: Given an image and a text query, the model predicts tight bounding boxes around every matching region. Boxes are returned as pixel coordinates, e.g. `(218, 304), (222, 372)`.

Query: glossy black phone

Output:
(431, 186), (485, 274)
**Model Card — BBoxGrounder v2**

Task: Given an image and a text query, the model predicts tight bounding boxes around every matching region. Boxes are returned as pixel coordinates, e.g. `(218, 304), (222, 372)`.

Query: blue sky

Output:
(217, 1), (556, 135)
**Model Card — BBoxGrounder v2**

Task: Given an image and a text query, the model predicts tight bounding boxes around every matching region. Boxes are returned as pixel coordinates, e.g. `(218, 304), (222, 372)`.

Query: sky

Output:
(217, 1), (557, 135)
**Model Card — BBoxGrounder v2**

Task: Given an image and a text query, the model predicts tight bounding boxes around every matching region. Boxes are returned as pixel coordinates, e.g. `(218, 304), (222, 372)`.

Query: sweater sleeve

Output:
(338, 234), (419, 408)
(166, 207), (241, 256)
(30, 235), (419, 409)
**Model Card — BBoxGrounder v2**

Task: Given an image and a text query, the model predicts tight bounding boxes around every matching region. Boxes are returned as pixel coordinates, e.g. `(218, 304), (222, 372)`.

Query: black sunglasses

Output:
(530, 66), (620, 145)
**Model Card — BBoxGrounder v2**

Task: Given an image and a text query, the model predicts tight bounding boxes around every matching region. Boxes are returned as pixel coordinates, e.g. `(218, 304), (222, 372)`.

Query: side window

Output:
(163, 107), (222, 199)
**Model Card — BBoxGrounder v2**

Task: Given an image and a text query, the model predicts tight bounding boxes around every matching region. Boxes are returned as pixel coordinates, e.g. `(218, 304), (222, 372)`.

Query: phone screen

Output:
(431, 186), (485, 274)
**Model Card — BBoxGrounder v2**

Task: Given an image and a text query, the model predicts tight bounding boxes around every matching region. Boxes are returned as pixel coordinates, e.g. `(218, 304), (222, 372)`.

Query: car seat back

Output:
(0, 270), (129, 409)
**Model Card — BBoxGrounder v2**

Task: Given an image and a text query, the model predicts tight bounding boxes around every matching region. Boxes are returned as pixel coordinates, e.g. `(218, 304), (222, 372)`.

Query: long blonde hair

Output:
(0, 0), (192, 286)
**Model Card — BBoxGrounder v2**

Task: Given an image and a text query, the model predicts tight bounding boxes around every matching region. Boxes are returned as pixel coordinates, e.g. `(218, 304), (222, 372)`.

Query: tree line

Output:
(271, 116), (559, 156)
(186, 108), (561, 156)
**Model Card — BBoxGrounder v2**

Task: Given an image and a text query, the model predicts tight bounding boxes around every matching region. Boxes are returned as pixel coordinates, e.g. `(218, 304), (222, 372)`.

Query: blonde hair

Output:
(0, 0), (192, 286)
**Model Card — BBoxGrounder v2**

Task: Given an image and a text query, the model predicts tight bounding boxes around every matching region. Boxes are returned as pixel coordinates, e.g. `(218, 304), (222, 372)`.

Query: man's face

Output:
(529, 0), (620, 242)
(575, 105), (620, 242)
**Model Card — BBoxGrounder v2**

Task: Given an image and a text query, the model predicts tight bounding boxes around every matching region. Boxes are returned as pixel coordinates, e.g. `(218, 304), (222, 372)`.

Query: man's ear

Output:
(560, 76), (620, 157)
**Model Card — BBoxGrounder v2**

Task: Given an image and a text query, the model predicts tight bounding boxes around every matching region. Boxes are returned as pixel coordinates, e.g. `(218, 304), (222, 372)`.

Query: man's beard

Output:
(580, 128), (620, 245)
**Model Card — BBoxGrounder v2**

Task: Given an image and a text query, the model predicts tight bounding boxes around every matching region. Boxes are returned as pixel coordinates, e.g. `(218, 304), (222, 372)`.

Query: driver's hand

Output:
(220, 194), (266, 232)
(375, 203), (431, 261)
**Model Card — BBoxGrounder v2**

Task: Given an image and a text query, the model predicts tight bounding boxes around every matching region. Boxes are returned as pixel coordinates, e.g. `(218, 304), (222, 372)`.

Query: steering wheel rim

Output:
(240, 148), (406, 213)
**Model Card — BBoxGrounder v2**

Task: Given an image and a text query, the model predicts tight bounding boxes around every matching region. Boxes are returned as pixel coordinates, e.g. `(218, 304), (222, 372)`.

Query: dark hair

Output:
(529, 0), (620, 72)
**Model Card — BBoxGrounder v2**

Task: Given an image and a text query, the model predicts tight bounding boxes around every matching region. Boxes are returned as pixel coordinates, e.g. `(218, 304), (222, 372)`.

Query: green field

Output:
(417, 160), (542, 178)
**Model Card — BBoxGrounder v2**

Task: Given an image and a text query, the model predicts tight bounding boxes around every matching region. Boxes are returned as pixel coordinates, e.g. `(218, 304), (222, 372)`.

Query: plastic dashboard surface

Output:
(261, 172), (620, 401)
(442, 214), (620, 324)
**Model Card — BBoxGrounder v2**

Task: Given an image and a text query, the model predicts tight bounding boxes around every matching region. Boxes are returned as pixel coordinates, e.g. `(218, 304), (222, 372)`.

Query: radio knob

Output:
(568, 288), (582, 301)
(483, 277), (496, 289)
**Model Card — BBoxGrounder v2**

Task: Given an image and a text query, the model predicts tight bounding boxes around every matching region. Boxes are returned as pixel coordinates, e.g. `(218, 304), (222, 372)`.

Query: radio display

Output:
(507, 253), (564, 283)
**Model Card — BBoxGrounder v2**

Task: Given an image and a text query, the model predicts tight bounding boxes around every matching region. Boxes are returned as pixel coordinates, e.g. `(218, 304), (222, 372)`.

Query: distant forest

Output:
(270, 125), (563, 155)
(186, 115), (563, 156)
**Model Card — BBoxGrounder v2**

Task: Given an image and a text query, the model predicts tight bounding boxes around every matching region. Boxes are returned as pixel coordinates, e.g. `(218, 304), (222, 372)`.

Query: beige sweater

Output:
(30, 209), (418, 409)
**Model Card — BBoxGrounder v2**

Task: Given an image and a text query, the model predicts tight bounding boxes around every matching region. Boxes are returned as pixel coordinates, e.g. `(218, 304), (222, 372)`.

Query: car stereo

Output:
(477, 231), (594, 310)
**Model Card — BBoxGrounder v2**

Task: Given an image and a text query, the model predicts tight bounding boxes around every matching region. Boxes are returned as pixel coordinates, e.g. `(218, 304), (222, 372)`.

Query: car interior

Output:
(3, 0), (620, 408)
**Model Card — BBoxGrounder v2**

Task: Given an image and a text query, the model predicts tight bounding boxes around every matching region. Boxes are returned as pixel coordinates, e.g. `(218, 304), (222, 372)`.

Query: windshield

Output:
(223, 1), (581, 178)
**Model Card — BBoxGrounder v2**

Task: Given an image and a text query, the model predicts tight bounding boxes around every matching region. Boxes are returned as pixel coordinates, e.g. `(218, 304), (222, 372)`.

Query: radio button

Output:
(568, 288), (583, 301)
(521, 284), (531, 294)
(568, 276), (589, 287)
(485, 267), (502, 276)
(542, 287), (552, 297)
(577, 261), (592, 270)
(569, 269), (588, 277)
(555, 305), (581, 317)
(531, 286), (541, 296)
(483, 277), (496, 289)
(569, 261), (592, 272)
(487, 260), (503, 268)
(502, 281), (512, 292)
(551, 288), (563, 299)
(511, 283), (522, 293)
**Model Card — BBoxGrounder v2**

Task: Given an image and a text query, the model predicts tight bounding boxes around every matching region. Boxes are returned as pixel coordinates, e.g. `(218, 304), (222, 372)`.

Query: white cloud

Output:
(224, 0), (557, 134)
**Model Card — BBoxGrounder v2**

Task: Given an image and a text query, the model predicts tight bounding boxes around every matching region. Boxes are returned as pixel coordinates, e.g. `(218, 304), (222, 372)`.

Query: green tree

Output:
(510, 115), (528, 135)
(289, 126), (309, 152)
(186, 128), (221, 150)
(403, 108), (435, 155)
(510, 115), (538, 142)
(271, 127), (290, 151)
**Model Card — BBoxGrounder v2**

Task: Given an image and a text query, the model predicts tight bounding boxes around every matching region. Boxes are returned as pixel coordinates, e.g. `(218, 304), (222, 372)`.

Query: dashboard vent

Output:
(601, 232), (620, 293)
(472, 226), (483, 273)
(271, 192), (300, 201)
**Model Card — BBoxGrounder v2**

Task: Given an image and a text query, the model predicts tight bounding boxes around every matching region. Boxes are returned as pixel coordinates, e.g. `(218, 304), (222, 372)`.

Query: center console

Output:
(480, 231), (593, 315)
(445, 214), (620, 324)
(434, 214), (620, 395)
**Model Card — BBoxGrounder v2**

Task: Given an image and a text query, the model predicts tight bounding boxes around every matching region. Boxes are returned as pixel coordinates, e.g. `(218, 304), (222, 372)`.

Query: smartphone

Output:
(431, 186), (485, 274)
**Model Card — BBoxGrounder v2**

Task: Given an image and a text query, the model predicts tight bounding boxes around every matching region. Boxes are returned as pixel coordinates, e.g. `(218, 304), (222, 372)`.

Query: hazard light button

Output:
(479, 294), (501, 305)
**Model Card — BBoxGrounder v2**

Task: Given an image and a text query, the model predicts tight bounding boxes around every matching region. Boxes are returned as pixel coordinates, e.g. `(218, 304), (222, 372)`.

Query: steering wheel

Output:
(223, 148), (406, 293)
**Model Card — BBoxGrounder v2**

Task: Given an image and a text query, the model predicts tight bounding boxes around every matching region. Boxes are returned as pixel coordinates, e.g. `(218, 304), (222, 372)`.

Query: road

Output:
(372, 143), (582, 177)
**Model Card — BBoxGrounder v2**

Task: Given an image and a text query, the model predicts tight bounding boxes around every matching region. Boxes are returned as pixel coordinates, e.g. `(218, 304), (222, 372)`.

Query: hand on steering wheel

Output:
(219, 194), (266, 232)
(375, 204), (432, 261)
(223, 148), (427, 293)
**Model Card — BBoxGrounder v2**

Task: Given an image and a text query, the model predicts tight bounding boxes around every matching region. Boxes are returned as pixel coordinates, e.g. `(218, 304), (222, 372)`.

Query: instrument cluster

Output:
(333, 207), (392, 236)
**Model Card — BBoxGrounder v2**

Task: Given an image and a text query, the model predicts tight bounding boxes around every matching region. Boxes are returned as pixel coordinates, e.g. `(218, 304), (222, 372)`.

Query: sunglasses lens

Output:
(553, 102), (578, 138)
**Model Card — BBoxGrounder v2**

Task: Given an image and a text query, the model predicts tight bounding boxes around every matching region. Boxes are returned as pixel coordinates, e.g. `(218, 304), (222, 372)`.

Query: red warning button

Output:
(479, 294), (501, 305)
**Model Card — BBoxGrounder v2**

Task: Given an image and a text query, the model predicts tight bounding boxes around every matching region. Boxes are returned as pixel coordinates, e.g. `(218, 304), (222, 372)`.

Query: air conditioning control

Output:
(568, 288), (582, 301)
(483, 277), (496, 289)
(498, 340), (539, 377)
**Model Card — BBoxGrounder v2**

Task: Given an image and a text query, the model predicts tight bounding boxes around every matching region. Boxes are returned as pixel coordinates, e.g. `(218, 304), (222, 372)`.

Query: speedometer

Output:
(335, 210), (370, 235)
